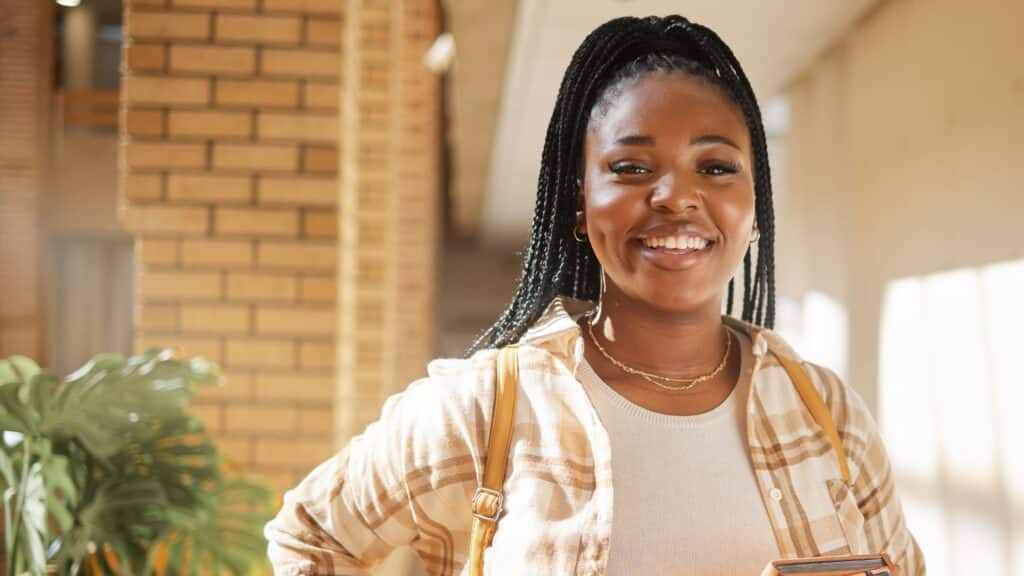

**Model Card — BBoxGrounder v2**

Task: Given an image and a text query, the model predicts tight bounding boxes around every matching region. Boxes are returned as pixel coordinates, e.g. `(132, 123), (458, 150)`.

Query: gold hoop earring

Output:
(573, 227), (587, 243)
(750, 229), (760, 244)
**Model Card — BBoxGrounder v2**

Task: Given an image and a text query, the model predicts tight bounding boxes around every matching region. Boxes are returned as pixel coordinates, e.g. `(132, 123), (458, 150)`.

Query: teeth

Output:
(642, 235), (709, 250)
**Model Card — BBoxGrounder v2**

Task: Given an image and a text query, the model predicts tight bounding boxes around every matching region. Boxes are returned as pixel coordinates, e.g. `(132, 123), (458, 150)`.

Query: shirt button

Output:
(770, 488), (783, 501)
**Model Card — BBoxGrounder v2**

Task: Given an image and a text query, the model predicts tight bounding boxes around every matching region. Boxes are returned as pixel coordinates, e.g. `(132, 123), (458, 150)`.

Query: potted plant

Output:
(0, 349), (274, 575)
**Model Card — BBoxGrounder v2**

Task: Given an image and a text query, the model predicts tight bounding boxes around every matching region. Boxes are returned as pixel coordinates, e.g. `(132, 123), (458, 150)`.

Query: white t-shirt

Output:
(576, 325), (778, 575)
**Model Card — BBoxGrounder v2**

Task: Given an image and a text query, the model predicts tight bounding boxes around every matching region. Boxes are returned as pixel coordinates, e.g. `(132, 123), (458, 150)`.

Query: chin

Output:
(633, 285), (718, 315)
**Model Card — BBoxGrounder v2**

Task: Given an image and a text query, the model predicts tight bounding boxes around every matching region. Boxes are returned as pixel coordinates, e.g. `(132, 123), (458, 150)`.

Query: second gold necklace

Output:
(584, 311), (732, 392)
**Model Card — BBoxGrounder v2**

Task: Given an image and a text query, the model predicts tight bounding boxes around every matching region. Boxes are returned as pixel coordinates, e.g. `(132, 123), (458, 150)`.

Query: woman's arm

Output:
(264, 371), (487, 575)
(265, 445), (400, 575)
(849, 401), (925, 573)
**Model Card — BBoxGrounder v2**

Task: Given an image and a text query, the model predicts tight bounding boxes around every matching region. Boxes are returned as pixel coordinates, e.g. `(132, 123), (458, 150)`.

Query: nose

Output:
(649, 171), (701, 213)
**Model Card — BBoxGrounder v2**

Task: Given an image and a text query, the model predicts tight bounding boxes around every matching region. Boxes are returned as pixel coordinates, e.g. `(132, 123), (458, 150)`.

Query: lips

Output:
(634, 234), (715, 271)
(636, 222), (716, 244)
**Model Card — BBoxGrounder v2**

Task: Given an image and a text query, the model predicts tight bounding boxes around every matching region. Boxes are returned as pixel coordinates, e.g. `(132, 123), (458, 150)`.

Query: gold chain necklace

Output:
(584, 312), (732, 392)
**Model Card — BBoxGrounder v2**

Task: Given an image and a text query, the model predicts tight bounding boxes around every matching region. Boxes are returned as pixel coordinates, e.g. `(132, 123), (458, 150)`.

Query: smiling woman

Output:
(265, 15), (924, 576)
(581, 64), (755, 313)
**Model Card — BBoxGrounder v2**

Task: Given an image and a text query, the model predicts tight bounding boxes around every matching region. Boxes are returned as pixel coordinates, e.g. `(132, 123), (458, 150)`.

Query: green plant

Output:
(0, 349), (274, 576)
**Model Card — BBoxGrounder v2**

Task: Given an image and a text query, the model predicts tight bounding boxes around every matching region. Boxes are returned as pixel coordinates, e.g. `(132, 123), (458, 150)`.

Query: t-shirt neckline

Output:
(577, 325), (752, 429)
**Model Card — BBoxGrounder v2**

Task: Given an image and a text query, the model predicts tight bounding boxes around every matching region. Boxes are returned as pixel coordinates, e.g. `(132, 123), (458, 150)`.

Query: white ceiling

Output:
(479, 0), (880, 245)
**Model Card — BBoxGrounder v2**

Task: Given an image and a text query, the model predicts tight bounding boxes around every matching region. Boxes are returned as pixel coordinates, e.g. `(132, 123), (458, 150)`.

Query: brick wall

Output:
(0, 0), (51, 360)
(121, 0), (343, 492)
(336, 0), (439, 444)
(121, 0), (440, 499)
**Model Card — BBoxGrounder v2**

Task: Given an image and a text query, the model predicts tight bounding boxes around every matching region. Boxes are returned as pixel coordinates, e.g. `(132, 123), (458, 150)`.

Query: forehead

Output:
(587, 73), (749, 148)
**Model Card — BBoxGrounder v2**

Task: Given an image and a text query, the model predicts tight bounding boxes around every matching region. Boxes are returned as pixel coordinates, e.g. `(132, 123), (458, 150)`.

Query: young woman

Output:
(266, 15), (924, 575)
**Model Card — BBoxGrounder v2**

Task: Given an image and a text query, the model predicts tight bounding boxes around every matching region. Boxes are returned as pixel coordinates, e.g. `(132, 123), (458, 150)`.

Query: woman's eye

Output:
(699, 162), (740, 176)
(609, 163), (651, 175)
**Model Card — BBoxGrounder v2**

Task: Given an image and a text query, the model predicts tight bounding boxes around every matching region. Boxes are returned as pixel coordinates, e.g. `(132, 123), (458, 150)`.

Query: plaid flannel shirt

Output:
(265, 297), (925, 575)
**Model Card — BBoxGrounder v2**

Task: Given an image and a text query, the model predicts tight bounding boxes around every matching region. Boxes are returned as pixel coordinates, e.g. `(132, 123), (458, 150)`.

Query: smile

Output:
(640, 235), (710, 250)
(635, 234), (715, 270)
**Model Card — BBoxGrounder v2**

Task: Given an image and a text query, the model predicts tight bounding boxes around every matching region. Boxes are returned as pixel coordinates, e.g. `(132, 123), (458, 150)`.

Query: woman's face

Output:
(580, 72), (756, 314)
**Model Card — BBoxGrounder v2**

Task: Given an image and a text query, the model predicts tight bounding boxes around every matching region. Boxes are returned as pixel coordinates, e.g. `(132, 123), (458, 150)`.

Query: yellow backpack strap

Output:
(467, 345), (519, 575)
(774, 353), (852, 486)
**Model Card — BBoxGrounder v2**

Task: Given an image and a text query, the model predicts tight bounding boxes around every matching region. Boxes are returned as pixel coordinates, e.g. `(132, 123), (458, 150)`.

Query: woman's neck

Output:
(586, 289), (728, 379)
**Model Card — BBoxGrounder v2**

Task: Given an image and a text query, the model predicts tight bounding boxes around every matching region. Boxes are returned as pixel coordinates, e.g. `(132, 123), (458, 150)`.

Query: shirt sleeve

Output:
(264, 371), (488, 576)
(821, 366), (926, 575)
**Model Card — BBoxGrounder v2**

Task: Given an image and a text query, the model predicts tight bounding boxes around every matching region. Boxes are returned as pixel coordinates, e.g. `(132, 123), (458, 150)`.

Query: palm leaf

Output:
(59, 475), (169, 575)
(41, 451), (77, 533)
(3, 416), (75, 573)
(2, 349), (273, 576)
(4, 438), (49, 576)
(49, 349), (215, 463)
(0, 374), (55, 436)
(160, 478), (275, 576)
(0, 442), (13, 488)
(19, 460), (48, 573)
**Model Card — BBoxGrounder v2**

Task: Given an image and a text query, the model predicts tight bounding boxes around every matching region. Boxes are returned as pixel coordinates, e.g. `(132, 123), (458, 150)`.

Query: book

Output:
(772, 553), (895, 575)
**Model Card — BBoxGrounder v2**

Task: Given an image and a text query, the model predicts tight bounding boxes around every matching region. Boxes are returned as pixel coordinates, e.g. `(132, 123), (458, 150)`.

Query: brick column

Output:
(121, 0), (343, 492)
(0, 0), (52, 360)
(337, 0), (439, 443)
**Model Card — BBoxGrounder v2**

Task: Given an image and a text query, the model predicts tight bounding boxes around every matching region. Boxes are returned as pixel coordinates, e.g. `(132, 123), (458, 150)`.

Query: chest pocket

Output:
(827, 479), (868, 554)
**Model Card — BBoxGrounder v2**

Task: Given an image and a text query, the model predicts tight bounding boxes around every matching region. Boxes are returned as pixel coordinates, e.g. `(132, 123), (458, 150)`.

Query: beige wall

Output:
(50, 131), (123, 236)
(782, 0), (1023, 413)
(445, 0), (518, 237)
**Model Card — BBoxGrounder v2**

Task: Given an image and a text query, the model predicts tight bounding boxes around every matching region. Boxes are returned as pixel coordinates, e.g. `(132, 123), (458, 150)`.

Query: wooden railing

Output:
(57, 90), (119, 130)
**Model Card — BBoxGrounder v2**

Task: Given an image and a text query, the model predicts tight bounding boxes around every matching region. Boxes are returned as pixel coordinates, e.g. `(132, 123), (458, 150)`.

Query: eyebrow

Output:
(612, 134), (656, 146)
(612, 133), (742, 151)
(691, 134), (741, 150)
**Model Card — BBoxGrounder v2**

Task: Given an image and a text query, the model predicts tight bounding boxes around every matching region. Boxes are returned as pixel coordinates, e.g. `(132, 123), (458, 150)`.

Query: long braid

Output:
(742, 250), (753, 323)
(468, 15), (777, 354)
(469, 21), (646, 350)
(726, 278), (735, 316)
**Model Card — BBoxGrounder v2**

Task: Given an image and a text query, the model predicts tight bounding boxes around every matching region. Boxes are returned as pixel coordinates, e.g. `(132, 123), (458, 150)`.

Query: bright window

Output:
(879, 259), (1024, 575)
(776, 291), (849, 382)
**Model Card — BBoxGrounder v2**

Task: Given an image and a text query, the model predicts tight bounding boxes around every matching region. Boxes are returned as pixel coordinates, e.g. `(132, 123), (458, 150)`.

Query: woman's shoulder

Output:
(742, 320), (875, 431)
(410, 348), (501, 403)
(792, 358), (877, 437)
(386, 347), (526, 428)
(388, 349), (499, 413)
(425, 347), (501, 380)
(410, 343), (584, 426)
(363, 351), (504, 470)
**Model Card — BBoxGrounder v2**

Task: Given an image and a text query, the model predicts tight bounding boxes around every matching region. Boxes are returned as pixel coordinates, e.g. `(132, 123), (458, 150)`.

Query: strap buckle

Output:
(471, 487), (504, 522)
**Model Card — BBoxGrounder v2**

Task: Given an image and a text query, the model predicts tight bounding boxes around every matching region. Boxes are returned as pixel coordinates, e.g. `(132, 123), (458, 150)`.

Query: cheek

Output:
(584, 188), (647, 267)
(585, 186), (644, 233)
(586, 186), (626, 214)
(713, 189), (756, 237)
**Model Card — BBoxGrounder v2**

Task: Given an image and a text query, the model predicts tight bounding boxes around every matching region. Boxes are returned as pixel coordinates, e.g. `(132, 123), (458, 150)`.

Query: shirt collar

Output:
(517, 296), (802, 373)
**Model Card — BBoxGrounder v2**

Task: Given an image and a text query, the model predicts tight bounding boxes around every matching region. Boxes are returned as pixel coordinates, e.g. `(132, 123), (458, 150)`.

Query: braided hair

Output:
(468, 15), (775, 354)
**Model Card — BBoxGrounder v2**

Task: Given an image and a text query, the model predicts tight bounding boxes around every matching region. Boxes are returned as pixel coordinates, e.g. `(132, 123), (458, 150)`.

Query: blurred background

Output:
(0, 0), (1020, 573)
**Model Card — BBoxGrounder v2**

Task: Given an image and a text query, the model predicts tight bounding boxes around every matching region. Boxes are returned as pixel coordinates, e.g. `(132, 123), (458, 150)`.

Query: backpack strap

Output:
(773, 353), (852, 485)
(467, 345), (519, 575)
